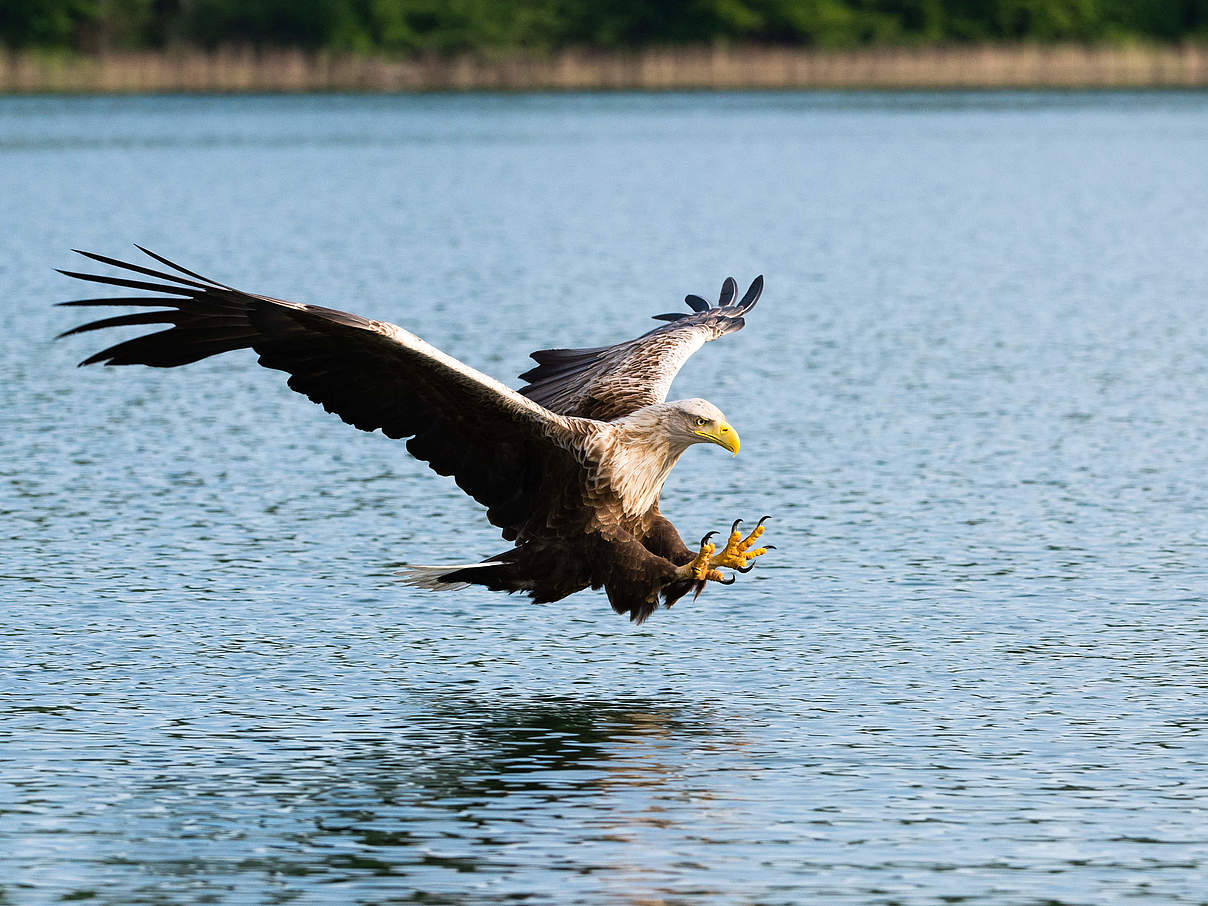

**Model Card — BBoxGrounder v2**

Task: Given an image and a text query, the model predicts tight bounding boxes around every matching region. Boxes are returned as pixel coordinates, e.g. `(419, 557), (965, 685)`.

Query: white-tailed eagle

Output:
(58, 249), (772, 623)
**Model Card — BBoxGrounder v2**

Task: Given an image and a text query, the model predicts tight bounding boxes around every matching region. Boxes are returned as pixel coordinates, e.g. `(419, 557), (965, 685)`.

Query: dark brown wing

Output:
(57, 247), (592, 539)
(518, 276), (763, 421)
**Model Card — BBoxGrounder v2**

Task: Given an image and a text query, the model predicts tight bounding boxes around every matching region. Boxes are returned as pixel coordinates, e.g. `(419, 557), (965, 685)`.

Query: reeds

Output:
(4, 44), (1207, 93)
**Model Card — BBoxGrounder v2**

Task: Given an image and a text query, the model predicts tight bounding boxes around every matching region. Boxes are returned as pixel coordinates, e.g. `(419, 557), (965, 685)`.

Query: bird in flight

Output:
(58, 249), (773, 623)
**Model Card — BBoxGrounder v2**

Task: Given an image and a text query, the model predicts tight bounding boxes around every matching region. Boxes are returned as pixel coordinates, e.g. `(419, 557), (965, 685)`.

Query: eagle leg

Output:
(709, 516), (774, 573)
(676, 532), (736, 601)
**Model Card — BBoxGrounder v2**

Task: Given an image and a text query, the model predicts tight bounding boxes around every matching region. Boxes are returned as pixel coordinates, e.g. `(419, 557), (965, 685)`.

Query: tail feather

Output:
(397, 560), (508, 591)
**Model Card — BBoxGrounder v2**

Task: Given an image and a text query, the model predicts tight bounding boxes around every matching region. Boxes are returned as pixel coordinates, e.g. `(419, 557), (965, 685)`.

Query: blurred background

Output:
(4, 0), (1208, 90)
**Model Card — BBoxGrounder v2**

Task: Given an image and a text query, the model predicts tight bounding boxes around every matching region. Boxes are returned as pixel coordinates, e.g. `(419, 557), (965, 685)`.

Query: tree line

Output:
(5, 0), (1208, 53)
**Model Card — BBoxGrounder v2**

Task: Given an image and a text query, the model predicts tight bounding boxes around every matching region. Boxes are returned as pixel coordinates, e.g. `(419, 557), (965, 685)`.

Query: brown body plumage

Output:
(57, 249), (765, 623)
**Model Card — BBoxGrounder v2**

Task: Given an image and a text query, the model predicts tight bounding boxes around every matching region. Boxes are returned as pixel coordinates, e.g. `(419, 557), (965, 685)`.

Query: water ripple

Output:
(3, 91), (1208, 904)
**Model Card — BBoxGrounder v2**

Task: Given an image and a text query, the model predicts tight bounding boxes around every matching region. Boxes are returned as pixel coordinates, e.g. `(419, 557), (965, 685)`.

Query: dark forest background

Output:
(5, 0), (1208, 54)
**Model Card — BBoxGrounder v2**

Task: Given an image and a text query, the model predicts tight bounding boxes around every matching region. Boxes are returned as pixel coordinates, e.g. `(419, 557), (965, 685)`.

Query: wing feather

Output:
(519, 275), (763, 421)
(57, 248), (592, 539)
(717, 276), (738, 307)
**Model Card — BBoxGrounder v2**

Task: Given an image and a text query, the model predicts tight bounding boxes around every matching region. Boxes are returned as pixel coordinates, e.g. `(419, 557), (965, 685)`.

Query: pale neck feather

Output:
(595, 407), (695, 517)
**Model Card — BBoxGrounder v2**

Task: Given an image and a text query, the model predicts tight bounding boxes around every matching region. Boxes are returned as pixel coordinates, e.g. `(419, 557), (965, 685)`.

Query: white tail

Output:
(396, 561), (505, 591)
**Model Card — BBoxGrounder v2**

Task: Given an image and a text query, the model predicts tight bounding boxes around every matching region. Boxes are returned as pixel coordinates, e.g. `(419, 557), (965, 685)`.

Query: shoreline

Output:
(4, 44), (1208, 94)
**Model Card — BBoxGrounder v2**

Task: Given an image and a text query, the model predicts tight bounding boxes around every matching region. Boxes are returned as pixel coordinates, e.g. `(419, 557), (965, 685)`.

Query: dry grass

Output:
(4, 43), (1208, 93)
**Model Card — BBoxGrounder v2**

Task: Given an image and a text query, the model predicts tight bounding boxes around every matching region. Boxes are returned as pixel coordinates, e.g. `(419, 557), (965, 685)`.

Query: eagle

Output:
(57, 248), (773, 623)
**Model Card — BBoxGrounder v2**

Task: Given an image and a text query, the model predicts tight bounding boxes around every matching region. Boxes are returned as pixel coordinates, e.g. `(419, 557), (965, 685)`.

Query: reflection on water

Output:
(8, 691), (743, 902)
(4, 91), (1208, 903)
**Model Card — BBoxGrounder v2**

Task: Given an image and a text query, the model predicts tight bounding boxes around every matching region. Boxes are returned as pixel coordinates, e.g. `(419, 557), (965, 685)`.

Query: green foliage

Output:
(3, 0), (1207, 52)
(1, 0), (162, 49)
(1, 0), (95, 48)
(183, 0), (361, 48)
(355, 0), (565, 53)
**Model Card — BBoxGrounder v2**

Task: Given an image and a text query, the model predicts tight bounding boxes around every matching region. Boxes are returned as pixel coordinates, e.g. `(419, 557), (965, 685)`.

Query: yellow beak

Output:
(695, 421), (740, 456)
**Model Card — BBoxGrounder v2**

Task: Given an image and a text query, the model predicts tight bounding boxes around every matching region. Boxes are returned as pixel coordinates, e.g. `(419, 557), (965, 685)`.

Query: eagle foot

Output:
(685, 532), (717, 583)
(709, 516), (774, 573)
(690, 567), (734, 601)
(677, 530), (752, 602)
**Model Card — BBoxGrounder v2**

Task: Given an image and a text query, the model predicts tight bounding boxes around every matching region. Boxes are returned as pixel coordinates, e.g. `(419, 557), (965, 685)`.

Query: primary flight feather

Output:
(58, 249), (772, 623)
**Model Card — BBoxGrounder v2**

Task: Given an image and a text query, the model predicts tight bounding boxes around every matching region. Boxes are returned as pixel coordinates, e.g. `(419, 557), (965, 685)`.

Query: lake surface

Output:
(2, 91), (1208, 904)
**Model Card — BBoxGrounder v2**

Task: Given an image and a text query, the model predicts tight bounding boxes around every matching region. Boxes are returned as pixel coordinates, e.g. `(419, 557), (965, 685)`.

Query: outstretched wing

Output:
(518, 275), (763, 421)
(57, 247), (590, 540)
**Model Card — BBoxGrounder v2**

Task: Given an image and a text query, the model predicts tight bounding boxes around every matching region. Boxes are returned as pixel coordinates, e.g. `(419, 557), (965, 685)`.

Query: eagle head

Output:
(670, 398), (740, 456)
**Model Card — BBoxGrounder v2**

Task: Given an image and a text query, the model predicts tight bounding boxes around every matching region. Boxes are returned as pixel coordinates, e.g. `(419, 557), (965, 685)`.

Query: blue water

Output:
(3, 92), (1208, 904)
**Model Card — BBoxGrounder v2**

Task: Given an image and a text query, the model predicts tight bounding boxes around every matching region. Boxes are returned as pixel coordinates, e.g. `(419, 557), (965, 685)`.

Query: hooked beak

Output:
(694, 420), (740, 456)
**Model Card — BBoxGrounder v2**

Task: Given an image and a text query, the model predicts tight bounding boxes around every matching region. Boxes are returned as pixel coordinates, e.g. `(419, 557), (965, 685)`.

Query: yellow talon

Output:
(676, 532), (735, 601)
(681, 534), (717, 583)
(741, 523), (764, 550)
(709, 517), (774, 572)
(678, 520), (774, 603)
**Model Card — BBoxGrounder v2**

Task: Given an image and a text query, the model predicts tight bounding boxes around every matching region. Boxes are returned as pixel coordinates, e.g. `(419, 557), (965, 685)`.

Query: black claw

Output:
(737, 563), (756, 573)
(699, 531), (718, 547)
(764, 545), (777, 551)
(756, 515), (772, 528)
(718, 573), (737, 585)
(731, 518), (743, 534)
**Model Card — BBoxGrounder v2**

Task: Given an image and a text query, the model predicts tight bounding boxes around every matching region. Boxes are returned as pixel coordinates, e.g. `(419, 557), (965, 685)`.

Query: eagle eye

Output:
(694, 416), (708, 427)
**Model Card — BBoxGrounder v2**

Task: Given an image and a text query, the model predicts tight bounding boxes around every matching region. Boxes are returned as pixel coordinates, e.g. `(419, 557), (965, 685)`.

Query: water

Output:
(3, 92), (1208, 904)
